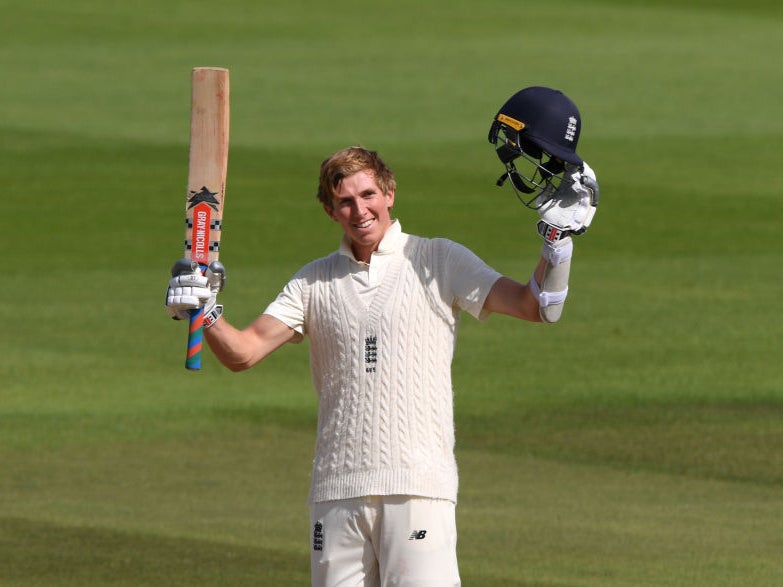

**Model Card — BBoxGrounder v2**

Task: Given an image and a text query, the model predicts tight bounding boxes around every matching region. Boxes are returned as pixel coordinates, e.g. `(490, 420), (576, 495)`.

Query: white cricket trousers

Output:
(309, 495), (461, 587)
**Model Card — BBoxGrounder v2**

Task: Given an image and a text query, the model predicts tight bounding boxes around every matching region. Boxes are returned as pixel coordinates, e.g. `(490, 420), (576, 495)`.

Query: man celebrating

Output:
(166, 86), (598, 587)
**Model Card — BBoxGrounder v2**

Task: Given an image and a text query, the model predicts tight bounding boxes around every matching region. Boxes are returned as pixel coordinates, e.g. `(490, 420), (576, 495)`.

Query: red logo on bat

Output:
(188, 186), (220, 263)
(191, 204), (211, 263)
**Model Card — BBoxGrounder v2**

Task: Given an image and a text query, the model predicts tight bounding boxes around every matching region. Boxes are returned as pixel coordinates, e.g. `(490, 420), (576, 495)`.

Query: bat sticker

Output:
(186, 219), (222, 230)
(187, 186), (221, 211)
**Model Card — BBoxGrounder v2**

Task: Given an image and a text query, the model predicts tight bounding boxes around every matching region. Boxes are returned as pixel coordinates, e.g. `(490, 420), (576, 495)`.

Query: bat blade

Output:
(183, 67), (229, 370)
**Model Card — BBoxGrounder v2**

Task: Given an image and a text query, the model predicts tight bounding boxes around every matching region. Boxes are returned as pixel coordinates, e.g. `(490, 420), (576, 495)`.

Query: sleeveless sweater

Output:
(295, 233), (500, 504)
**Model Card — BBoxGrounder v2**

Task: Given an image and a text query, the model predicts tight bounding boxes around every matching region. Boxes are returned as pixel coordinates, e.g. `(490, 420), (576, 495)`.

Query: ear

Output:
(323, 203), (337, 221)
(385, 188), (396, 209)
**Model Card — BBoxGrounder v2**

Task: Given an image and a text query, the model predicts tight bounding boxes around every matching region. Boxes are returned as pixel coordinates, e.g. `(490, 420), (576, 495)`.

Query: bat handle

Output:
(186, 307), (204, 370)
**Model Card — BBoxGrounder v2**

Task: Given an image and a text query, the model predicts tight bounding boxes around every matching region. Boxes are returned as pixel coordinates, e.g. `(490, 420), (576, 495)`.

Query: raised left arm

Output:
(482, 260), (546, 322)
(483, 162), (599, 323)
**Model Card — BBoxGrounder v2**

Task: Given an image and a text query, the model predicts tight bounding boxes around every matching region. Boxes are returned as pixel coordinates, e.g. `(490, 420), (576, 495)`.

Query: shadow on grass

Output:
(458, 402), (783, 486)
(0, 517), (309, 586)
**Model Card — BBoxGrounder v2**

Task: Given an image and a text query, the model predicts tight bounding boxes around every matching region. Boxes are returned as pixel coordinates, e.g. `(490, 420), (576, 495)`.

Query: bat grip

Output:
(186, 307), (204, 370)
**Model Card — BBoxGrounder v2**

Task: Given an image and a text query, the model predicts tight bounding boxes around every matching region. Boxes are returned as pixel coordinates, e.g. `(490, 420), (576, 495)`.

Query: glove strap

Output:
(203, 304), (224, 329)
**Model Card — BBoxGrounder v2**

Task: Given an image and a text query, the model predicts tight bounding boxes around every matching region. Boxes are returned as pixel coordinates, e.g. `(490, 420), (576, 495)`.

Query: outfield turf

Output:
(2, 0), (782, 585)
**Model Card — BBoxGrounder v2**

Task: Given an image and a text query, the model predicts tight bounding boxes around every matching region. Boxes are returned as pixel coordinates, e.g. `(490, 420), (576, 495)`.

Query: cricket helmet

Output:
(488, 86), (583, 208)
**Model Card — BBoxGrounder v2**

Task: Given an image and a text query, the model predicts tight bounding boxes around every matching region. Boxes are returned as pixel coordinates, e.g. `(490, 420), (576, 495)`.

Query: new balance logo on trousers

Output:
(409, 530), (428, 540)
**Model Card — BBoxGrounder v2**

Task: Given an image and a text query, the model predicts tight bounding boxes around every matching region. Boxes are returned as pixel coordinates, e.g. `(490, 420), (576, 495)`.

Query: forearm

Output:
(204, 319), (258, 371)
(204, 314), (296, 372)
(530, 237), (573, 323)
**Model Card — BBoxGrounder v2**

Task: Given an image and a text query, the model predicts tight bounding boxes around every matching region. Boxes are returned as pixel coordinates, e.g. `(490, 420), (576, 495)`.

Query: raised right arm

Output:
(205, 313), (300, 372)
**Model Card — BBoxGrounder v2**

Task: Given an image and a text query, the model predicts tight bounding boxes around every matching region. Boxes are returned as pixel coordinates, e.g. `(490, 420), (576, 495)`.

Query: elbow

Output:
(223, 354), (259, 372)
(211, 348), (260, 372)
(225, 361), (250, 373)
(539, 304), (564, 323)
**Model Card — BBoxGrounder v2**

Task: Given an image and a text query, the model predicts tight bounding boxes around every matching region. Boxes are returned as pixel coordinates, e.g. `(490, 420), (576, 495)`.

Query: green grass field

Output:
(2, 0), (782, 585)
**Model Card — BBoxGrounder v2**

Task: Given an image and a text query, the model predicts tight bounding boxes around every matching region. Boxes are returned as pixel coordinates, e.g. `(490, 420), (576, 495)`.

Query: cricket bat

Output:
(183, 67), (230, 370)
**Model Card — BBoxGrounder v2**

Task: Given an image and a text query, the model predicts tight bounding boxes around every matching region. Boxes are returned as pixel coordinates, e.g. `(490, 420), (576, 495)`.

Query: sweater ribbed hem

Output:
(308, 466), (458, 505)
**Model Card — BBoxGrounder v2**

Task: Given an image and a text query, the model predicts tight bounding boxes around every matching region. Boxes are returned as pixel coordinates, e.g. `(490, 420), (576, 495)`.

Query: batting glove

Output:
(536, 161), (599, 244)
(166, 259), (226, 327)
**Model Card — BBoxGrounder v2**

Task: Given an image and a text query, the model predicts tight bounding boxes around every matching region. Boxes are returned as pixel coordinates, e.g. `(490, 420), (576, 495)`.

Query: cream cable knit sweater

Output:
(267, 229), (501, 504)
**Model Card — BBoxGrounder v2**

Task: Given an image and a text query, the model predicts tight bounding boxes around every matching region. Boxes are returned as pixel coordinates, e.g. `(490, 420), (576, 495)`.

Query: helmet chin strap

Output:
(496, 163), (536, 194)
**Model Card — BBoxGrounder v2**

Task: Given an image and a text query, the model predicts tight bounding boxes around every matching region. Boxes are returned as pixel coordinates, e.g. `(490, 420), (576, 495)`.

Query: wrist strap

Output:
(537, 220), (571, 244)
(528, 274), (568, 307)
(203, 304), (223, 329)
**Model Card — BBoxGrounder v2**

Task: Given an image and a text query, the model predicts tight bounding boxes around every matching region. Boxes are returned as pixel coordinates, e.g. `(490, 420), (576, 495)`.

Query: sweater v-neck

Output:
(338, 232), (410, 324)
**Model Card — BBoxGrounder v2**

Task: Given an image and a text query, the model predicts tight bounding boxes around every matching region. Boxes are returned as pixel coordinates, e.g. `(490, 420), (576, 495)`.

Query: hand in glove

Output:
(165, 259), (226, 327)
(536, 162), (599, 244)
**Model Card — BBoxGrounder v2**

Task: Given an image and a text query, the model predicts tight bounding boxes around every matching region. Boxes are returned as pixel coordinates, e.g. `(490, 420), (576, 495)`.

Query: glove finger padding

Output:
(165, 259), (217, 321)
(167, 284), (212, 310)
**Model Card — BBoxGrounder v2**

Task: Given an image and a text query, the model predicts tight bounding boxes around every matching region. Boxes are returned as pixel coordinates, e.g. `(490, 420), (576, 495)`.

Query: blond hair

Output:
(317, 146), (396, 209)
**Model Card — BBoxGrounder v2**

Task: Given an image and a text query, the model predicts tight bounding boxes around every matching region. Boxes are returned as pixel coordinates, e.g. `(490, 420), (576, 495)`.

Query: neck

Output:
(352, 244), (373, 264)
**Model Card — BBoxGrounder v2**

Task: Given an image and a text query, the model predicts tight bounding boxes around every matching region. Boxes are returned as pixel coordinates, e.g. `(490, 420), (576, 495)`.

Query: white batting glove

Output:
(166, 260), (226, 327)
(536, 161), (599, 244)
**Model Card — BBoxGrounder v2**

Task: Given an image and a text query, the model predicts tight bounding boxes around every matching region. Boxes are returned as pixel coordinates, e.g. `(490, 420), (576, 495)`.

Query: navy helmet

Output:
(489, 86), (583, 207)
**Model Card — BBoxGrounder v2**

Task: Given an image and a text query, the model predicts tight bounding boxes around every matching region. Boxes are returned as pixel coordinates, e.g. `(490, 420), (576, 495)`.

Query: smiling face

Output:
(324, 169), (395, 263)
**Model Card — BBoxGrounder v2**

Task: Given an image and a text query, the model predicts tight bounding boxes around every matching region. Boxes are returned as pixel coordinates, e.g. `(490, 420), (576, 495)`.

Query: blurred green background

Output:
(2, 0), (782, 585)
